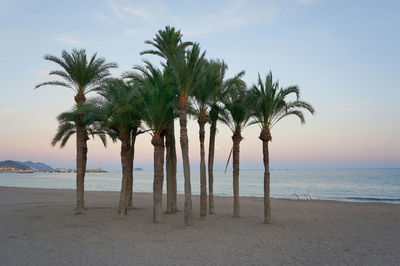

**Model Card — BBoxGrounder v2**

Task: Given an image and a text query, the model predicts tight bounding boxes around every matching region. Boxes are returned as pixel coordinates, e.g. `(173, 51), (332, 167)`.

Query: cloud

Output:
(295, 0), (316, 5)
(54, 35), (83, 45)
(171, 0), (280, 36)
(108, 0), (126, 20)
(107, 0), (157, 23)
(122, 6), (153, 21)
(92, 0), (307, 38)
(91, 10), (117, 25)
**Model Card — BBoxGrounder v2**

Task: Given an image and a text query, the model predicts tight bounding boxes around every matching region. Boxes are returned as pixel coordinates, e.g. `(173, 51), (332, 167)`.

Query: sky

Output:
(0, 0), (399, 170)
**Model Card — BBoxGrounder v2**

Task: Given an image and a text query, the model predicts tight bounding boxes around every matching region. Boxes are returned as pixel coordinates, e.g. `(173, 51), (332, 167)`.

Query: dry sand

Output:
(1, 186), (399, 265)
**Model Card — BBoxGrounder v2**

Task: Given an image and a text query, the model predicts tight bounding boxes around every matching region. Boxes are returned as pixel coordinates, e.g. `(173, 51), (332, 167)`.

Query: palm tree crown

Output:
(35, 48), (117, 103)
(124, 61), (176, 137)
(140, 25), (192, 64)
(97, 78), (142, 141)
(222, 84), (253, 136)
(168, 43), (209, 100)
(250, 71), (315, 140)
(207, 63), (246, 126)
(191, 60), (223, 121)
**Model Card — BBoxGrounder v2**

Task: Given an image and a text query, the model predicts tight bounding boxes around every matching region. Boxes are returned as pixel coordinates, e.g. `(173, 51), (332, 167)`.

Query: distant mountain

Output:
(0, 160), (31, 170)
(0, 160), (53, 171)
(134, 167), (144, 171)
(21, 161), (53, 171)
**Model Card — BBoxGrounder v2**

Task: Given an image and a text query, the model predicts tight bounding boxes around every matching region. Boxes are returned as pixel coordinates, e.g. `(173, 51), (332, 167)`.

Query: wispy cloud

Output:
(92, 0), (311, 38)
(108, 0), (125, 20)
(91, 10), (117, 25)
(180, 0), (279, 36)
(121, 6), (153, 21)
(54, 35), (83, 45)
(295, 0), (317, 5)
(106, 0), (158, 23)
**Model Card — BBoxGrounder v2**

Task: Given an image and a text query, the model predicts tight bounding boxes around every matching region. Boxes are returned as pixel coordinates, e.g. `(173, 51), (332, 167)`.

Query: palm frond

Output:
(35, 80), (75, 92)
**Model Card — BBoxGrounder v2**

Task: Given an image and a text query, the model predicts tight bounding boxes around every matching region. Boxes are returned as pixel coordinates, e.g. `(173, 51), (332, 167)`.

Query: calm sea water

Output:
(1, 169), (399, 203)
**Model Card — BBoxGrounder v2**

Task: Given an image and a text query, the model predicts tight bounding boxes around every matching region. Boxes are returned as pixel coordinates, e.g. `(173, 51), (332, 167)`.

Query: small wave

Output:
(344, 197), (400, 203)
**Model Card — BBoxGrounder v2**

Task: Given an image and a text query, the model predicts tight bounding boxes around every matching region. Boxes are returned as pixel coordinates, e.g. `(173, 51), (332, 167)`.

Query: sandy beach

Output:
(1, 186), (399, 265)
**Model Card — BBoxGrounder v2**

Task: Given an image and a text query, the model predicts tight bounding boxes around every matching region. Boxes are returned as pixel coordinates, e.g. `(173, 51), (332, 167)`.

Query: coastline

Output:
(1, 184), (399, 205)
(1, 186), (399, 265)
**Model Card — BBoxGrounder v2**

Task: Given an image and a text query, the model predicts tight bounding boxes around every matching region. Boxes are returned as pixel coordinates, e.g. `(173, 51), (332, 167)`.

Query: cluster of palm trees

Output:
(36, 26), (314, 226)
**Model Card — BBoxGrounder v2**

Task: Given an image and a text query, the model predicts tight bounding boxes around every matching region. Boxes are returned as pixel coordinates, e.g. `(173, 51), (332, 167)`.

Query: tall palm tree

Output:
(36, 49), (117, 211)
(141, 26), (191, 214)
(125, 61), (176, 223)
(168, 43), (209, 226)
(191, 60), (222, 217)
(97, 78), (143, 216)
(206, 62), (246, 214)
(222, 84), (252, 218)
(250, 72), (315, 224)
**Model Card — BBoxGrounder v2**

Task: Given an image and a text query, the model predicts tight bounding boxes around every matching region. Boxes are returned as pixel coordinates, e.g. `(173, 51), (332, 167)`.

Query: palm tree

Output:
(141, 26), (191, 214)
(168, 43), (209, 226)
(35, 49), (117, 211)
(222, 84), (252, 218)
(125, 61), (176, 223)
(191, 60), (222, 217)
(250, 72), (315, 224)
(206, 62), (246, 214)
(97, 78), (143, 216)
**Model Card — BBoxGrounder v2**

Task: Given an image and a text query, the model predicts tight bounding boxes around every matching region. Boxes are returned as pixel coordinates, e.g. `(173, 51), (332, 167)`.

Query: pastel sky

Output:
(0, 0), (399, 170)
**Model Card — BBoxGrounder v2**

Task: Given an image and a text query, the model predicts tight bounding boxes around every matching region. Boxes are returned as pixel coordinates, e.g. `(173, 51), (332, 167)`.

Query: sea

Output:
(1, 169), (399, 203)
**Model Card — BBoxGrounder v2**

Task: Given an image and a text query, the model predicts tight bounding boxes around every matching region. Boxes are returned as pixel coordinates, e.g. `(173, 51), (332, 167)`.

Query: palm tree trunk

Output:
(118, 128), (131, 216)
(172, 137), (177, 212)
(198, 116), (207, 217)
(127, 133), (136, 208)
(263, 139), (271, 224)
(75, 113), (86, 212)
(166, 121), (178, 213)
(207, 119), (217, 214)
(152, 134), (165, 223)
(232, 132), (242, 218)
(260, 129), (272, 224)
(179, 97), (193, 226)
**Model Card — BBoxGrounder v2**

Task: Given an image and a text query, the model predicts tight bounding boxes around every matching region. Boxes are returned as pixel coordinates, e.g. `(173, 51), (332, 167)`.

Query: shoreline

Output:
(1, 185), (399, 205)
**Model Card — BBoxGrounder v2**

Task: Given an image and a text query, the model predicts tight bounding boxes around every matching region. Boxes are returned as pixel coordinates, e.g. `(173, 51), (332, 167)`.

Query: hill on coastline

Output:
(21, 161), (53, 170)
(0, 160), (53, 170)
(0, 160), (31, 170)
